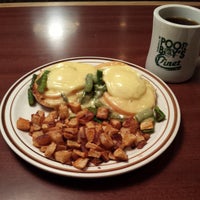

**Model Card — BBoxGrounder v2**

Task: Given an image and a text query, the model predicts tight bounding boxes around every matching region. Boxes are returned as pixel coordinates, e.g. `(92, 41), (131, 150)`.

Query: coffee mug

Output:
(145, 4), (200, 83)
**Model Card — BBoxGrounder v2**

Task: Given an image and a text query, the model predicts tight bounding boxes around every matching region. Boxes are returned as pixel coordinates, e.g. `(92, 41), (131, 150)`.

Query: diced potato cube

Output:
(99, 132), (114, 149)
(73, 149), (87, 158)
(47, 130), (64, 144)
(85, 142), (103, 151)
(85, 128), (95, 142)
(31, 112), (43, 125)
(121, 133), (136, 148)
(68, 102), (82, 113)
(45, 142), (57, 158)
(113, 148), (128, 161)
(135, 131), (147, 149)
(54, 150), (72, 164)
(58, 103), (69, 120)
(96, 107), (109, 120)
(135, 131), (145, 145)
(30, 124), (41, 132)
(35, 134), (52, 147)
(72, 158), (89, 170)
(88, 149), (101, 158)
(77, 109), (94, 125)
(67, 140), (81, 148)
(110, 119), (121, 129)
(16, 117), (30, 131)
(43, 111), (58, 123)
(122, 117), (139, 134)
(68, 117), (79, 128)
(32, 131), (44, 139)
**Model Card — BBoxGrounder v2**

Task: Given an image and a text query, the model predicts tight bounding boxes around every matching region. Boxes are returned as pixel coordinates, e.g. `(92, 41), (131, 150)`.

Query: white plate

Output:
(0, 57), (181, 178)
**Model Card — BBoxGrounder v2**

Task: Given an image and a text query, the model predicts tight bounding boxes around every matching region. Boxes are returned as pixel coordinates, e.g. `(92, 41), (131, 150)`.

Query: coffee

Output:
(146, 4), (200, 82)
(165, 17), (199, 25)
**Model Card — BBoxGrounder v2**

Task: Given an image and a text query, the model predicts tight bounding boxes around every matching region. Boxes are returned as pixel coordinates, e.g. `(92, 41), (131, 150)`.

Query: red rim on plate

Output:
(0, 57), (181, 178)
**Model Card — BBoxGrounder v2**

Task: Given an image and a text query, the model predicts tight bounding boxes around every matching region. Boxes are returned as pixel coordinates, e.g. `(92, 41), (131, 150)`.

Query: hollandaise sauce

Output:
(45, 62), (96, 98)
(99, 63), (156, 115)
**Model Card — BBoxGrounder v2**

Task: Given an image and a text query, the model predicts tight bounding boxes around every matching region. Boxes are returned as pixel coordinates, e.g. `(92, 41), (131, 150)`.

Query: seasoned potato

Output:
(44, 142), (57, 158)
(58, 103), (69, 119)
(34, 134), (52, 147)
(54, 150), (72, 164)
(16, 104), (152, 170)
(96, 107), (109, 120)
(68, 102), (81, 113)
(99, 132), (114, 149)
(17, 118), (30, 131)
(72, 158), (89, 170)
(113, 148), (128, 161)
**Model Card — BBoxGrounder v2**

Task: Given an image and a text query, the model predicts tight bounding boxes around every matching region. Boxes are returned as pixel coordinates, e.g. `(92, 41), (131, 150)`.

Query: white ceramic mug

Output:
(145, 4), (200, 83)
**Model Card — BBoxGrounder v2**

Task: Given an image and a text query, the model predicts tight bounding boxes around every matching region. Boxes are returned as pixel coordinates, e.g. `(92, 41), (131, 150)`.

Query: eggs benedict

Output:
(31, 61), (156, 115)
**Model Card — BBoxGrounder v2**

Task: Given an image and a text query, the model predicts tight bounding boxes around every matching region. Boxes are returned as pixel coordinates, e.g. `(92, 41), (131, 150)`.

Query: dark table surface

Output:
(0, 1), (200, 200)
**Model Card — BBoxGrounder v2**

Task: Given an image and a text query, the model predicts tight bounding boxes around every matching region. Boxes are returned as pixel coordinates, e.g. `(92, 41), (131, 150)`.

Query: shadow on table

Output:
(18, 120), (184, 191)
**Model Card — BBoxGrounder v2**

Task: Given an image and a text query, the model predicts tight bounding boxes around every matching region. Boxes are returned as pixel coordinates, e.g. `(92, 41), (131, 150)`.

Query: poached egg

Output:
(45, 61), (96, 98)
(99, 62), (156, 114)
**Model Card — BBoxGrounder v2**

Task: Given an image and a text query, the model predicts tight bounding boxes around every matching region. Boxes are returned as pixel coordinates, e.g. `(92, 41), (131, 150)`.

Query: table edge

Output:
(0, 1), (200, 8)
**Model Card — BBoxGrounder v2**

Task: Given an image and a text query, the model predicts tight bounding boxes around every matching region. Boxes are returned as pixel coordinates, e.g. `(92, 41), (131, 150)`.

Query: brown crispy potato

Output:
(73, 149), (87, 158)
(47, 130), (64, 144)
(17, 118), (31, 131)
(88, 149), (101, 158)
(67, 140), (81, 149)
(58, 103), (69, 119)
(121, 133), (136, 149)
(85, 128), (95, 142)
(31, 111), (44, 125)
(85, 142), (103, 151)
(43, 111), (58, 124)
(110, 119), (121, 130)
(16, 103), (151, 170)
(99, 132), (114, 149)
(68, 117), (79, 128)
(68, 102), (81, 113)
(72, 158), (89, 170)
(34, 134), (52, 147)
(45, 142), (57, 158)
(54, 150), (72, 164)
(113, 148), (128, 161)
(96, 107), (109, 120)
